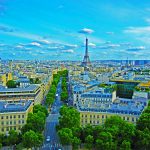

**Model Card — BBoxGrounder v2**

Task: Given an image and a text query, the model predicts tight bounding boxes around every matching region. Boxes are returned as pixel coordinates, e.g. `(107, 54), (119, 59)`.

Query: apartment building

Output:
(0, 100), (33, 134)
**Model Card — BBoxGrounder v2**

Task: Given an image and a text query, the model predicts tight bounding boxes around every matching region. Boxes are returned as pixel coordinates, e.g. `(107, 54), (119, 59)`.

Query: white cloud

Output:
(16, 45), (24, 49)
(126, 46), (145, 51)
(124, 26), (150, 34)
(39, 39), (50, 44)
(79, 28), (94, 34)
(30, 42), (41, 47)
(88, 42), (96, 47)
(62, 49), (74, 53)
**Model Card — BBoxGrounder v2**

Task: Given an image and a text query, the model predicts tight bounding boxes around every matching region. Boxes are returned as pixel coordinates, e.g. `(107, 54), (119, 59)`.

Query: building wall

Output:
(0, 74), (7, 86)
(7, 73), (12, 81)
(133, 91), (149, 99)
(80, 111), (138, 126)
(0, 103), (33, 134)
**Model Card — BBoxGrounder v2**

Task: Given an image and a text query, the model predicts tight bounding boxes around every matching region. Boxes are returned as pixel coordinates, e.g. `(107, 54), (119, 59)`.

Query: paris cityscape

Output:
(0, 0), (150, 150)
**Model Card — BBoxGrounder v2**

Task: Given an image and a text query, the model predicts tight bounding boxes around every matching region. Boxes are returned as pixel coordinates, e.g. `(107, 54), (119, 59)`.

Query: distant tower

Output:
(81, 38), (91, 70)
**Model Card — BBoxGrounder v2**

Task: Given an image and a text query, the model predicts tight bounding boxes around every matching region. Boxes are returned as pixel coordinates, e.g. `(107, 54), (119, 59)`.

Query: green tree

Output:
(58, 128), (73, 145)
(136, 113), (150, 131)
(8, 130), (19, 146)
(104, 116), (135, 144)
(27, 112), (46, 132)
(85, 135), (94, 150)
(58, 106), (80, 129)
(0, 143), (2, 149)
(134, 128), (150, 150)
(61, 91), (68, 101)
(33, 104), (48, 116)
(22, 130), (43, 149)
(96, 132), (113, 150)
(120, 140), (131, 150)
(6, 80), (17, 88)
(80, 125), (93, 143)
(72, 137), (81, 150)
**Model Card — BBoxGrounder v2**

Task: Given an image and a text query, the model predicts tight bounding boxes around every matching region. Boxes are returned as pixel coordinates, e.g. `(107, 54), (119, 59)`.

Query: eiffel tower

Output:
(81, 38), (91, 70)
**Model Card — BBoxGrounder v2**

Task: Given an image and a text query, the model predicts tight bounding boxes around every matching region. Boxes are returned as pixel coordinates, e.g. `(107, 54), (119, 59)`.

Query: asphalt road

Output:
(41, 80), (64, 150)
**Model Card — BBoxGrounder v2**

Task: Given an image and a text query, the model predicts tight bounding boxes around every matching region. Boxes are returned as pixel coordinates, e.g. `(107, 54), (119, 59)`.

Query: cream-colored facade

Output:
(80, 111), (138, 126)
(0, 101), (33, 134)
(0, 73), (13, 86)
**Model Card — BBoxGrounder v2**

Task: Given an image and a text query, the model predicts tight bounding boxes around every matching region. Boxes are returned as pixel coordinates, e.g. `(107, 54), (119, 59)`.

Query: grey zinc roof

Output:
(0, 84), (38, 93)
(0, 100), (32, 113)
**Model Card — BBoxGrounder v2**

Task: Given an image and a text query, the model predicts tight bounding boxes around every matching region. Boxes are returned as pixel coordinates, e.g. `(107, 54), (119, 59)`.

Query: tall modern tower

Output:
(81, 38), (91, 69)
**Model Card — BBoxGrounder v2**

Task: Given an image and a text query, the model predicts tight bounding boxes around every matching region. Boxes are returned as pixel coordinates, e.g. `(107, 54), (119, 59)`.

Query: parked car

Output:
(46, 136), (50, 142)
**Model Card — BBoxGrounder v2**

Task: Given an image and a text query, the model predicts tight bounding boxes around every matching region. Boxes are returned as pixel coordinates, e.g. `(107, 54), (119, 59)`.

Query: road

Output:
(41, 80), (64, 150)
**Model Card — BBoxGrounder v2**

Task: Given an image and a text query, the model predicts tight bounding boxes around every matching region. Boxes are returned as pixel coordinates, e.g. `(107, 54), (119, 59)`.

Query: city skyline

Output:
(1, 0), (150, 60)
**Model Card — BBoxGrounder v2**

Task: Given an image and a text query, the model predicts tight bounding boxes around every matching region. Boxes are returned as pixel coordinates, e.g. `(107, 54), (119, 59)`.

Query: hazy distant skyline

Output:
(1, 0), (150, 60)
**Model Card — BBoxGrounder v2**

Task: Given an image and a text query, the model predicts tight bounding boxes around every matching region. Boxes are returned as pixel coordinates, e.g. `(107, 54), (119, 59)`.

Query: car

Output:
(46, 136), (50, 142)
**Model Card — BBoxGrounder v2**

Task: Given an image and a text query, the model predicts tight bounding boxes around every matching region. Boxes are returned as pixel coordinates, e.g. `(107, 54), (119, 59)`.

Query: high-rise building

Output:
(81, 38), (91, 70)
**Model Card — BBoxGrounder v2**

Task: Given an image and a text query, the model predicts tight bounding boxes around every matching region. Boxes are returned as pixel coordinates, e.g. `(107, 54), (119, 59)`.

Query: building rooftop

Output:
(0, 84), (39, 93)
(73, 84), (86, 93)
(0, 100), (32, 113)
(77, 97), (148, 116)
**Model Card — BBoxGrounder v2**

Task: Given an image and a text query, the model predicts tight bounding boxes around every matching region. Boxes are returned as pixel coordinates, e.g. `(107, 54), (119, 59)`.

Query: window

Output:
(93, 115), (95, 118)
(97, 121), (99, 124)
(90, 115), (92, 118)
(123, 117), (125, 120)
(22, 115), (24, 118)
(1, 128), (4, 132)
(127, 117), (129, 121)
(18, 115), (20, 118)
(6, 116), (8, 119)
(97, 115), (99, 118)
(10, 116), (12, 119)
(1, 121), (4, 125)
(22, 120), (25, 124)
(18, 120), (21, 124)
(132, 117), (134, 122)
(6, 121), (9, 125)
(14, 115), (16, 118)
(14, 121), (16, 124)
(102, 115), (104, 119)
(7, 127), (9, 131)
(1, 116), (4, 119)
(10, 121), (12, 125)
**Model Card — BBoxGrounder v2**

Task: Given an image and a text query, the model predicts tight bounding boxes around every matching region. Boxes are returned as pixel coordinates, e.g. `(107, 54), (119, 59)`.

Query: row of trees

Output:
(57, 102), (150, 150)
(46, 69), (68, 105)
(0, 105), (48, 149)
(21, 104), (48, 149)
(60, 70), (69, 102)
(46, 73), (60, 106)
(57, 105), (81, 149)
(61, 77), (69, 101)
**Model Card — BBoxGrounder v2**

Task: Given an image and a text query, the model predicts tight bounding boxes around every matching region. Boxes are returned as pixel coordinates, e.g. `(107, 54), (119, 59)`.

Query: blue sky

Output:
(0, 0), (150, 60)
